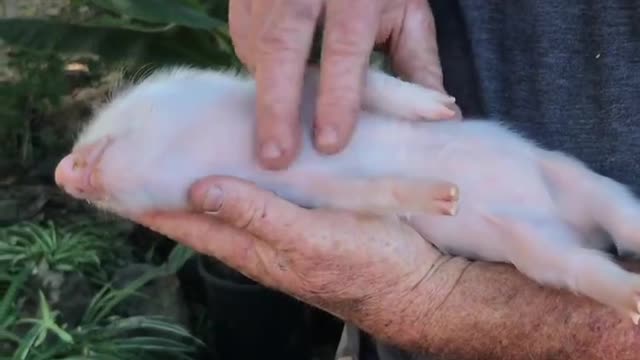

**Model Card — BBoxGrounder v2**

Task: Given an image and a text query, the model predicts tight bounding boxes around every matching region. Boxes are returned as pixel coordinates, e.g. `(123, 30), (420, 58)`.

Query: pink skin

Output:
(56, 65), (640, 324)
(55, 66), (459, 218)
(54, 137), (112, 202)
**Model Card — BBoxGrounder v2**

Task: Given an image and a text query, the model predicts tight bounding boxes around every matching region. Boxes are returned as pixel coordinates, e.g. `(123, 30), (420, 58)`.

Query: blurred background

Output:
(0, 1), (345, 359)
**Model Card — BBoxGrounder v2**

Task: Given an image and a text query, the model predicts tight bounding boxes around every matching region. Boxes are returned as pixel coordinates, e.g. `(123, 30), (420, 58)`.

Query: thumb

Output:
(189, 176), (315, 247)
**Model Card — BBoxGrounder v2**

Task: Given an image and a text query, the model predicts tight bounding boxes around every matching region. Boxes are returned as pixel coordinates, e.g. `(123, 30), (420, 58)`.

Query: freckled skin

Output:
(55, 64), (640, 325)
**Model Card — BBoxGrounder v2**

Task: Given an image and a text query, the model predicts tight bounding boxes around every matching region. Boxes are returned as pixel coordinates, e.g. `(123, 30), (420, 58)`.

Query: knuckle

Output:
(256, 1), (319, 56)
(286, 0), (320, 23)
(257, 29), (298, 56)
(323, 30), (370, 58)
(317, 66), (364, 109)
(234, 196), (268, 231)
(323, 2), (377, 56)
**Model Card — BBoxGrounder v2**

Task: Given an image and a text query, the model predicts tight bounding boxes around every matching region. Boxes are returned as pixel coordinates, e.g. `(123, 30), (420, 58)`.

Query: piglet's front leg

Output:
(296, 175), (459, 217)
(360, 67), (457, 121)
(304, 65), (457, 122)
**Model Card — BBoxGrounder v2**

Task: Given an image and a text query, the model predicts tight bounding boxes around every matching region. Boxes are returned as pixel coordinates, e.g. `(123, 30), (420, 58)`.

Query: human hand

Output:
(132, 176), (640, 359)
(133, 175), (457, 345)
(229, 0), (460, 170)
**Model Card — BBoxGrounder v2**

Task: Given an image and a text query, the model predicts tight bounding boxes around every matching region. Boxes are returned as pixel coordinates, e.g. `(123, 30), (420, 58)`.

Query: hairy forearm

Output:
(354, 256), (640, 360)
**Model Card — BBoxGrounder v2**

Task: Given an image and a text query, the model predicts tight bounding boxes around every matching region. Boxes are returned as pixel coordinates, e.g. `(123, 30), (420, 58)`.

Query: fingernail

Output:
(316, 125), (338, 148)
(202, 185), (224, 212)
(261, 140), (282, 160)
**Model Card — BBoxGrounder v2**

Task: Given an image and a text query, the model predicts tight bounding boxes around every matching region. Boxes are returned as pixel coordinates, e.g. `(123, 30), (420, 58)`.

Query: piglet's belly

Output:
(407, 175), (555, 262)
(405, 148), (558, 262)
(407, 211), (510, 262)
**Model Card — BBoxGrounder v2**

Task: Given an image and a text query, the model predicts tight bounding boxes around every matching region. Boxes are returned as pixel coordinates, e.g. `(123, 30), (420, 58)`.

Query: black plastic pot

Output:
(197, 254), (313, 360)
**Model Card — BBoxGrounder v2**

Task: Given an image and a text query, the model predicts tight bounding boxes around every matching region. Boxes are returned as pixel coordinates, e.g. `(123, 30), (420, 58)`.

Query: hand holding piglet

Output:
(53, 62), (640, 359)
(135, 175), (640, 360)
(51, 0), (640, 356)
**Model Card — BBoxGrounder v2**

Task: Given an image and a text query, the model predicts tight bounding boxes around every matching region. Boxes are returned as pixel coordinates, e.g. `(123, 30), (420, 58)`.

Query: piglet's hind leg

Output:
(539, 150), (640, 258)
(300, 176), (459, 216)
(484, 211), (640, 324)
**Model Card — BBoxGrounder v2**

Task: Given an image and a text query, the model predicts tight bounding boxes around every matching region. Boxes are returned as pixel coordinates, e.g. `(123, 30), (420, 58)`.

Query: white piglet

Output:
(55, 65), (640, 324)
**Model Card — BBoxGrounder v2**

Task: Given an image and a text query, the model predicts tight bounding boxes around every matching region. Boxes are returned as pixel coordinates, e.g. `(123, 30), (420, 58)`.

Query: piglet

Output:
(55, 65), (640, 324)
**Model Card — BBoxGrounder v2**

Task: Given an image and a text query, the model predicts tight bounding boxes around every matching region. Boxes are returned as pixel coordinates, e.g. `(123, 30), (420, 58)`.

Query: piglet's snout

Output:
(54, 153), (93, 199)
(54, 138), (111, 200)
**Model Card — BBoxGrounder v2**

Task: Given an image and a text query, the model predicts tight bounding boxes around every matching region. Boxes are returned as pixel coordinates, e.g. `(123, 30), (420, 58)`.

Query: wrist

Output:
(400, 260), (640, 360)
(339, 253), (471, 351)
(392, 255), (472, 350)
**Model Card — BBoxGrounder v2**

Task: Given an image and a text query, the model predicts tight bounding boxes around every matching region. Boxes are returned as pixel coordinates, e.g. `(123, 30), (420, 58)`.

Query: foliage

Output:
(0, 220), (128, 280)
(0, 0), (240, 168)
(1, 280), (201, 360)
(0, 220), (199, 359)
(0, 48), (69, 166)
(0, 0), (239, 70)
(0, 1), (216, 358)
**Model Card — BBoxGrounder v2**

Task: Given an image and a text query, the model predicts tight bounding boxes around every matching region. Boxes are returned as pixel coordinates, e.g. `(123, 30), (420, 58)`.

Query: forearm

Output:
(352, 256), (640, 360)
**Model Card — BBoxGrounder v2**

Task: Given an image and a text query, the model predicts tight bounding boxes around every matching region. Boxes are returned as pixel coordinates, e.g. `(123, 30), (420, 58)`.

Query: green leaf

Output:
(164, 245), (194, 274)
(106, 316), (201, 343)
(47, 323), (74, 345)
(0, 328), (20, 344)
(12, 322), (44, 360)
(0, 267), (30, 326)
(81, 272), (158, 325)
(0, 18), (235, 68)
(87, 0), (227, 30)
